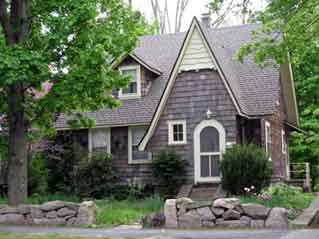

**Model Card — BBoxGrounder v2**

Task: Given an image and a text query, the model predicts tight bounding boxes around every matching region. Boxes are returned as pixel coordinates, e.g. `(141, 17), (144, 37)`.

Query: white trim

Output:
(56, 122), (148, 131)
(194, 119), (226, 183)
(139, 18), (242, 151)
(282, 129), (287, 154)
(168, 120), (187, 145)
(118, 65), (141, 99)
(88, 127), (111, 157)
(112, 53), (162, 76)
(128, 126), (152, 164)
(265, 120), (272, 161)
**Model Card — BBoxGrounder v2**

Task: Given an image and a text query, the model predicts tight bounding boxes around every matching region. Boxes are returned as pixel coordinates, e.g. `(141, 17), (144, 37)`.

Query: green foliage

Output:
(96, 195), (163, 226)
(220, 144), (273, 195)
(28, 153), (48, 196)
(151, 151), (188, 198)
(111, 183), (155, 201)
(314, 184), (319, 192)
(73, 153), (117, 199)
(241, 183), (315, 210)
(236, 0), (319, 184)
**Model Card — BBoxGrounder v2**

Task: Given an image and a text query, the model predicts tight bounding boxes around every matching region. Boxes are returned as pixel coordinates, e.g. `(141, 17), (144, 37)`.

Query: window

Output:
(265, 121), (272, 160)
(282, 130), (287, 154)
(89, 128), (111, 155)
(119, 65), (141, 98)
(128, 126), (152, 164)
(168, 120), (187, 145)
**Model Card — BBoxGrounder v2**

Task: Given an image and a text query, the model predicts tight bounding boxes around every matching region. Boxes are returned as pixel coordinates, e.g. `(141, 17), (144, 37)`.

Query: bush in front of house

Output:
(28, 153), (48, 196)
(73, 153), (118, 199)
(151, 151), (188, 199)
(220, 144), (273, 195)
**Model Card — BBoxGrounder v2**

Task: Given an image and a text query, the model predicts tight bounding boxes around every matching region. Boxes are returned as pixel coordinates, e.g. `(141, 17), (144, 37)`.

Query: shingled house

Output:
(55, 17), (299, 190)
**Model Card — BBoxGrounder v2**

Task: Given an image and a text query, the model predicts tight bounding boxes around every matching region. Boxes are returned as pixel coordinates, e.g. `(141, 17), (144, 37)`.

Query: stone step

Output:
(190, 183), (219, 201)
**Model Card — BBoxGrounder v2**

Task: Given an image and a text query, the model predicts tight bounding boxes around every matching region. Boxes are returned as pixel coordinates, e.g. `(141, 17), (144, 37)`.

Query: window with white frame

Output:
(128, 126), (151, 164)
(282, 130), (287, 154)
(265, 121), (272, 160)
(119, 65), (141, 98)
(89, 128), (111, 155)
(168, 120), (187, 145)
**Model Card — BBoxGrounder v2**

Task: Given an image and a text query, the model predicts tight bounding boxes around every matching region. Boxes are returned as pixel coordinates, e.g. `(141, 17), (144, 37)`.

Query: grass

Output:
(96, 195), (163, 226)
(240, 193), (315, 210)
(0, 194), (163, 227)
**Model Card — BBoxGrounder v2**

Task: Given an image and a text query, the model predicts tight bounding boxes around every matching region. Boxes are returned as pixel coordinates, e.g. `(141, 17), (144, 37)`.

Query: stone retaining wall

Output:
(0, 201), (96, 226)
(165, 197), (289, 229)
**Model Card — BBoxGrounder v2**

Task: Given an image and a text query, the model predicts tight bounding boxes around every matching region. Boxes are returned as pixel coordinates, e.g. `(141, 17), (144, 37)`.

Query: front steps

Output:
(177, 183), (220, 201)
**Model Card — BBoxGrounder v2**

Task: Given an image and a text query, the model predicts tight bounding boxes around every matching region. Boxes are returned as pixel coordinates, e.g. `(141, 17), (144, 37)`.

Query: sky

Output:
(130, 0), (268, 32)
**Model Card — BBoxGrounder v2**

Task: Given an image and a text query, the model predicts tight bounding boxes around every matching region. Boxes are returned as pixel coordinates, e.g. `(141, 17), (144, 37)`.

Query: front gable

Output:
(139, 18), (240, 151)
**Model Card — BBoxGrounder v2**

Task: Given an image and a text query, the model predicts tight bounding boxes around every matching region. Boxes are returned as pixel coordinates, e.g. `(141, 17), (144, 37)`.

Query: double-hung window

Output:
(128, 126), (152, 164)
(168, 120), (187, 145)
(265, 121), (272, 160)
(89, 128), (111, 155)
(119, 65), (141, 98)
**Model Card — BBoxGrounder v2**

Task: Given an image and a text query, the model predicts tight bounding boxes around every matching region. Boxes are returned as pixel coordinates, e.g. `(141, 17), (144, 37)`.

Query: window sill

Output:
(128, 159), (152, 165)
(168, 141), (187, 146)
(119, 94), (141, 100)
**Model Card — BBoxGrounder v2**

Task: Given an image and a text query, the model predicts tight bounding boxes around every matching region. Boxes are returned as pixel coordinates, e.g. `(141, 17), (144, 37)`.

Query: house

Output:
(55, 17), (299, 187)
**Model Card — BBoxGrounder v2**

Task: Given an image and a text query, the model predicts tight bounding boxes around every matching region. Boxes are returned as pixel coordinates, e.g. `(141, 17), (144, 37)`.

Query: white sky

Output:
(130, 0), (268, 31)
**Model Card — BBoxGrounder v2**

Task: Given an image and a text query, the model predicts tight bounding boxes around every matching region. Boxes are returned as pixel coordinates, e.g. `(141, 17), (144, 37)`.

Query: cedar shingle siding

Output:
(147, 69), (237, 181)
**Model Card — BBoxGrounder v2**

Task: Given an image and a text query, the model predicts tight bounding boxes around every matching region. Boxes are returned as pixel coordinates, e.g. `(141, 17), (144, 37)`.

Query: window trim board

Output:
(128, 126), (152, 164)
(118, 65), (141, 99)
(168, 120), (187, 145)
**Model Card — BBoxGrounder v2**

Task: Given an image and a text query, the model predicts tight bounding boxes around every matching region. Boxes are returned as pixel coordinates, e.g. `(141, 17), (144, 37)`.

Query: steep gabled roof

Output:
(56, 18), (298, 132)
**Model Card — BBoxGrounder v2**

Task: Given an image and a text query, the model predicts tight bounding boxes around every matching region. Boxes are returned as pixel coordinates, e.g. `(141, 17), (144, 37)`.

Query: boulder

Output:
(213, 198), (240, 210)
(0, 214), (25, 224)
(164, 199), (178, 228)
(30, 206), (44, 219)
(211, 207), (224, 217)
(57, 207), (76, 218)
(179, 210), (202, 229)
(240, 216), (251, 227)
(0, 206), (19, 215)
(17, 205), (31, 215)
(216, 220), (246, 229)
(201, 220), (216, 228)
(33, 218), (65, 226)
(183, 201), (212, 211)
(223, 209), (241, 220)
(40, 201), (78, 212)
(176, 197), (193, 208)
(74, 201), (96, 225)
(251, 220), (265, 229)
(141, 212), (165, 228)
(46, 210), (57, 219)
(242, 203), (270, 219)
(197, 207), (215, 222)
(66, 217), (77, 225)
(265, 207), (289, 229)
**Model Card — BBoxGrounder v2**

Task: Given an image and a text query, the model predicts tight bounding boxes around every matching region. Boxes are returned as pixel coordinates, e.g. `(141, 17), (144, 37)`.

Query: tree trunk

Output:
(7, 84), (28, 206)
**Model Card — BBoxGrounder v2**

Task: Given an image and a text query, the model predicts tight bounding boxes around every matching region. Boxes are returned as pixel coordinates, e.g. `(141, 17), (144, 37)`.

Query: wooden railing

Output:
(288, 162), (311, 190)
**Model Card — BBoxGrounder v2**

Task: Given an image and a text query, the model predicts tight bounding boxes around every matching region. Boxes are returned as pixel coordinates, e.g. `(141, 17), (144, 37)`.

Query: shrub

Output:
(28, 153), (48, 195)
(314, 184), (319, 192)
(151, 151), (188, 198)
(220, 144), (273, 195)
(73, 153), (118, 198)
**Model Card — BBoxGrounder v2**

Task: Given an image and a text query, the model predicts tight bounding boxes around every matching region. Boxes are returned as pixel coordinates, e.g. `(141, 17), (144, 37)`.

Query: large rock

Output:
(30, 206), (44, 219)
(0, 206), (20, 214)
(240, 216), (251, 227)
(265, 207), (289, 229)
(164, 199), (178, 228)
(40, 201), (78, 212)
(0, 214), (25, 224)
(213, 198), (240, 210)
(197, 207), (216, 222)
(179, 210), (202, 229)
(251, 220), (265, 229)
(183, 201), (212, 211)
(17, 205), (31, 215)
(46, 210), (57, 219)
(242, 203), (270, 219)
(74, 201), (96, 225)
(223, 209), (241, 220)
(211, 207), (225, 217)
(176, 197), (193, 208)
(216, 220), (246, 229)
(57, 207), (76, 218)
(33, 218), (66, 225)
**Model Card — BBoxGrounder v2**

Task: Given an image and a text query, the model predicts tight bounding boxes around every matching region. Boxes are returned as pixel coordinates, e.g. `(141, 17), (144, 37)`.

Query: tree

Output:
(0, 0), (149, 205)
(237, 0), (319, 185)
(208, 0), (262, 27)
(151, 0), (191, 34)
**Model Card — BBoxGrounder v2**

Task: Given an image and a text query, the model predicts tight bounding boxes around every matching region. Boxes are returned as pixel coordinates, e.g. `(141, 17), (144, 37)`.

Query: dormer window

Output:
(119, 65), (141, 99)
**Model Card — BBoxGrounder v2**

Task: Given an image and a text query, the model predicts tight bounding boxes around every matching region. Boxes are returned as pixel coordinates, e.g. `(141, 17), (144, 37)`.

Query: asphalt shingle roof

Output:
(55, 23), (279, 129)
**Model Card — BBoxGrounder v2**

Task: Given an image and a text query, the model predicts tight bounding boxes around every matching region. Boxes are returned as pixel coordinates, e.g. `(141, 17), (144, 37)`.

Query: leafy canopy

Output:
(0, 0), (151, 136)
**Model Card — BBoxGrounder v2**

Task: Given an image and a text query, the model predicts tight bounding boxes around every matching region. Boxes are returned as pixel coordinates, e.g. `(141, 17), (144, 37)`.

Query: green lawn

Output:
(240, 193), (315, 210)
(0, 195), (163, 226)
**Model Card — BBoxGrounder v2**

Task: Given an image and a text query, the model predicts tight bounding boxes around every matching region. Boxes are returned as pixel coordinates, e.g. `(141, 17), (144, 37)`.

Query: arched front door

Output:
(194, 119), (226, 183)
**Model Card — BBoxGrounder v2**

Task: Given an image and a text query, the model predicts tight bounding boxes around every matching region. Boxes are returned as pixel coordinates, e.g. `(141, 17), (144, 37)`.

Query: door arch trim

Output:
(193, 119), (226, 183)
